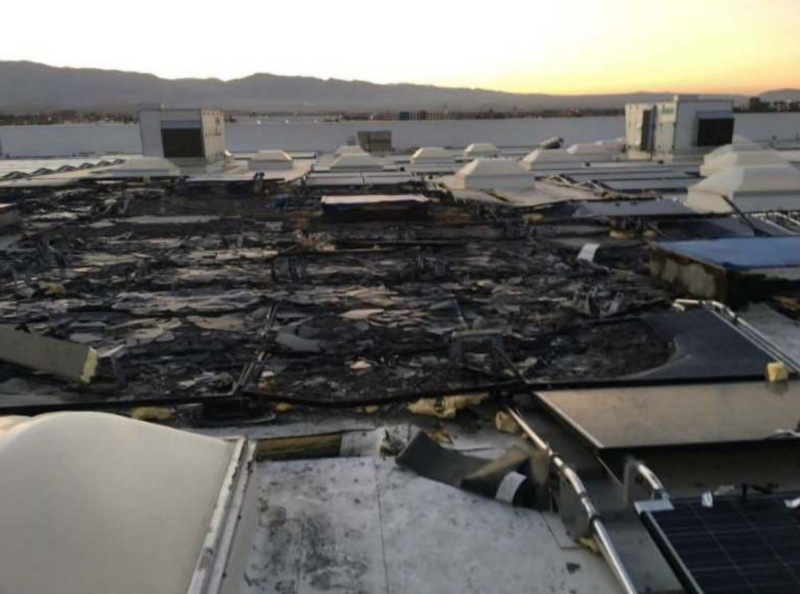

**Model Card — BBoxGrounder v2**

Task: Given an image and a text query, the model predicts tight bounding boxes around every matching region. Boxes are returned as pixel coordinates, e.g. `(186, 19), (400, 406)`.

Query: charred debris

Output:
(0, 178), (676, 416)
(4, 155), (800, 594)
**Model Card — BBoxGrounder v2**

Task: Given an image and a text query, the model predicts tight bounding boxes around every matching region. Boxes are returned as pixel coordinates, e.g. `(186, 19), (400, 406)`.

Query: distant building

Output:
(625, 95), (735, 158)
(139, 109), (226, 165)
(748, 97), (771, 112)
(357, 130), (392, 154)
(773, 100), (800, 112)
(393, 111), (448, 121)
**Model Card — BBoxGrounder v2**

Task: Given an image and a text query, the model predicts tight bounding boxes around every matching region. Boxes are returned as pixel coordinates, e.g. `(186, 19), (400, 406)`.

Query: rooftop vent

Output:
(565, 143), (615, 161)
(464, 142), (499, 159)
(521, 148), (579, 170)
(686, 164), (800, 214)
(249, 150), (294, 171)
(334, 145), (367, 157)
(452, 158), (534, 190)
(411, 147), (454, 163)
(329, 153), (384, 171)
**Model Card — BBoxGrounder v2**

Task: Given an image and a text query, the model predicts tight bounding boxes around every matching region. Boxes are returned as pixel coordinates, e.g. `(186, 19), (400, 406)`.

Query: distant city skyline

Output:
(4, 0), (799, 96)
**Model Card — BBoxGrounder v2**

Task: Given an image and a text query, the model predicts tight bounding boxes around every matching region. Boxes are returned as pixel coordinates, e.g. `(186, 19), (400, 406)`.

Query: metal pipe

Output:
(593, 521), (641, 594)
(628, 460), (668, 500)
(503, 405), (639, 594)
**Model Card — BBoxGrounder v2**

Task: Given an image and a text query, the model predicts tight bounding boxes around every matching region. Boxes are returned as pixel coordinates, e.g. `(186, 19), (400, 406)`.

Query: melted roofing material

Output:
(654, 237), (800, 271)
(538, 381), (800, 449)
(625, 310), (774, 381)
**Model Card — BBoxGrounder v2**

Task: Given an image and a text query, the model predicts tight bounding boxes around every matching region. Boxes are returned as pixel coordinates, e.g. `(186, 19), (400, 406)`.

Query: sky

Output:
(2, 0), (799, 95)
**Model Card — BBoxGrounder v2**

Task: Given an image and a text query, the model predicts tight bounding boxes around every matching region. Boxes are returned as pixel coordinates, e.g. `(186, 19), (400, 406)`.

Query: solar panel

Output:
(602, 178), (697, 192)
(641, 493), (800, 594)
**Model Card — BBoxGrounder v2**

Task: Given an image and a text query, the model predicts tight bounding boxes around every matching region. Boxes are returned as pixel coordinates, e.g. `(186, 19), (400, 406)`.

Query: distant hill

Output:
(758, 89), (800, 103)
(0, 60), (790, 114)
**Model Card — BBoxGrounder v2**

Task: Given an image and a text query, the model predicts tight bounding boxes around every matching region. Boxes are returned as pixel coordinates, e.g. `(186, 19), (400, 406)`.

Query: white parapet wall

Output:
(1, 114), (800, 158)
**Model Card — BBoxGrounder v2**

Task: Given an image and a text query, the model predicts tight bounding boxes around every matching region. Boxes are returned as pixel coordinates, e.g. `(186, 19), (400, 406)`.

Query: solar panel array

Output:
(642, 493), (800, 594)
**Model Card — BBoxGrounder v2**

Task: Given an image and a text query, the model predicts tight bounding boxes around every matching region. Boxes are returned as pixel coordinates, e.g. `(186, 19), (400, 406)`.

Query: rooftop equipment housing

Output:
(357, 131), (392, 154)
(625, 95), (735, 158)
(139, 109), (226, 165)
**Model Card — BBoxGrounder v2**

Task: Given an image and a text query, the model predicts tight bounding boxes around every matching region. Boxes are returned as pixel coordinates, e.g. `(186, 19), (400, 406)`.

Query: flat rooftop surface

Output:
(242, 456), (622, 594)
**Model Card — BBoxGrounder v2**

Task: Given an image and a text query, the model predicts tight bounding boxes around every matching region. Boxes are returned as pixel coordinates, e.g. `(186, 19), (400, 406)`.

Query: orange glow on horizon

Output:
(1, 0), (798, 97)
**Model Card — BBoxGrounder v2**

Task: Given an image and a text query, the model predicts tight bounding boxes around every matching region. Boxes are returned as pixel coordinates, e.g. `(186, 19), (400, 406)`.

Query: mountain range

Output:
(1, 60), (798, 114)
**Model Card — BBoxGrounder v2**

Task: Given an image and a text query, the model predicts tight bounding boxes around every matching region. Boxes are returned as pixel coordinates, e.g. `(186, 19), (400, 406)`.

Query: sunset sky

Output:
(3, 0), (799, 95)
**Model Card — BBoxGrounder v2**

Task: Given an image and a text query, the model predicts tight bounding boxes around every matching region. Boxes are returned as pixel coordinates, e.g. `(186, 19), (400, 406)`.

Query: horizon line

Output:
(4, 59), (795, 99)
